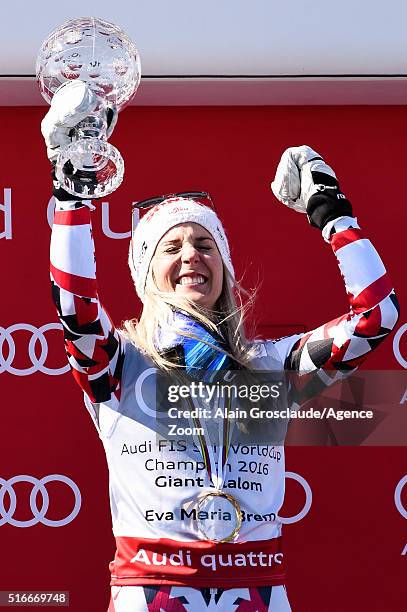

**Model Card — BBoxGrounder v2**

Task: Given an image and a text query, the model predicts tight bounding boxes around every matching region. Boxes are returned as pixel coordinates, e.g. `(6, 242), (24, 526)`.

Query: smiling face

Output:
(151, 222), (224, 309)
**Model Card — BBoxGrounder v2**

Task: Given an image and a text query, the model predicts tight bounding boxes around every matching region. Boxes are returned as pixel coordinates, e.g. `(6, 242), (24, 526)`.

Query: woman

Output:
(43, 84), (399, 611)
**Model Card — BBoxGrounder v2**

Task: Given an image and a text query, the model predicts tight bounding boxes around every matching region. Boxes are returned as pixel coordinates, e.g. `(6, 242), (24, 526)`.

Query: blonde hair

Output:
(122, 265), (256, 371)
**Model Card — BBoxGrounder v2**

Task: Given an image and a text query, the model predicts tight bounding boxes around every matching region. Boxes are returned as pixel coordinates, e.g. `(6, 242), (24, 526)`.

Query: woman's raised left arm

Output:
(270, 146), (400, 374)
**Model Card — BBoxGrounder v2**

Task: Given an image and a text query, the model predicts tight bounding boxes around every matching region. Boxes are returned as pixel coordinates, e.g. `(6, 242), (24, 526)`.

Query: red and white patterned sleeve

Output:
(272, 216), (400, 373)
(50, 199), (125, 405)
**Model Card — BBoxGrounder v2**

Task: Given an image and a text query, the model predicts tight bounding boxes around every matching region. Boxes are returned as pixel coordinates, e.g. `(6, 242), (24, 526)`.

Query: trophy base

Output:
(56, 138), (124, 198)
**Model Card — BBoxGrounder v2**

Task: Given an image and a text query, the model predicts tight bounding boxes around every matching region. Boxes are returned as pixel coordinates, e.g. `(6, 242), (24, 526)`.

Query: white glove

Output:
(271, 145), (337, 214)
(41, 80), (118, 163)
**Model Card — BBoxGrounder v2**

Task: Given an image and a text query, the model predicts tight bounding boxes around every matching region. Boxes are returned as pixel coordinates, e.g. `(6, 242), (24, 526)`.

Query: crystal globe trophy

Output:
(36, 17), (141, 197)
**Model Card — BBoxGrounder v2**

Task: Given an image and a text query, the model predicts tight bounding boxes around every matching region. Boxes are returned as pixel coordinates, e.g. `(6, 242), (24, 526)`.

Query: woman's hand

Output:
(271, 145), (352, 229)
(41, 81), (118, 200)
(41, 80), (118, 163)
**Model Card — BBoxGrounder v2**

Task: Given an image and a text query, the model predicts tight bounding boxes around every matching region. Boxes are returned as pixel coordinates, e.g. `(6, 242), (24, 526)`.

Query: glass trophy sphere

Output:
(36, 16), (141, 109)
(36, 17), (141, 197)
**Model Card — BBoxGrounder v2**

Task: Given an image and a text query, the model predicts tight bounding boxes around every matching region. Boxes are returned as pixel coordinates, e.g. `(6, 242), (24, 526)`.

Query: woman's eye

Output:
(164, 247), (179, 254)
(198, 245), (211, 251)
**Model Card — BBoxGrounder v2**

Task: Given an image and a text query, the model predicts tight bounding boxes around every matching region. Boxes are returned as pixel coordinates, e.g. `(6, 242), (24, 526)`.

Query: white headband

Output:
(128, 197), (235, 301)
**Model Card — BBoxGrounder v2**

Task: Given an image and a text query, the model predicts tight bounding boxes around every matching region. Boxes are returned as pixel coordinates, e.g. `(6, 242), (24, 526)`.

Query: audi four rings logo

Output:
(394, 475), (407, 519)
(0, 323), (70, 376)
(0, 475), (81, 528)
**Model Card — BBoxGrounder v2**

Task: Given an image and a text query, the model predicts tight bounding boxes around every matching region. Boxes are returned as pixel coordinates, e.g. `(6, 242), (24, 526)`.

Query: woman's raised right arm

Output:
(43, 82), (124, 407)
(50, 198), (125, 405)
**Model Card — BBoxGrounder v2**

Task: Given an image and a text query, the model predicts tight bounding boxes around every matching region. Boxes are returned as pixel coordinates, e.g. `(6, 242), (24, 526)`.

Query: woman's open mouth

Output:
(176, 274), (208, 287)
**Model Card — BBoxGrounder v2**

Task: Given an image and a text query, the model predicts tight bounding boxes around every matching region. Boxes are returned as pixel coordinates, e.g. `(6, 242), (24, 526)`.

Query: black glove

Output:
(306, 170), (353, 230)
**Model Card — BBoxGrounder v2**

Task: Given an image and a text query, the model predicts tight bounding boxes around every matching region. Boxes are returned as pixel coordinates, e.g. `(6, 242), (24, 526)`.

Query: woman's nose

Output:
(181, 243), (200, 263)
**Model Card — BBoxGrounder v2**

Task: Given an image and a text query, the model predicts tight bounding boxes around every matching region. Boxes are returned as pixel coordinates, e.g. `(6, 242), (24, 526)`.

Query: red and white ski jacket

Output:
(50, 200), (399, 587)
